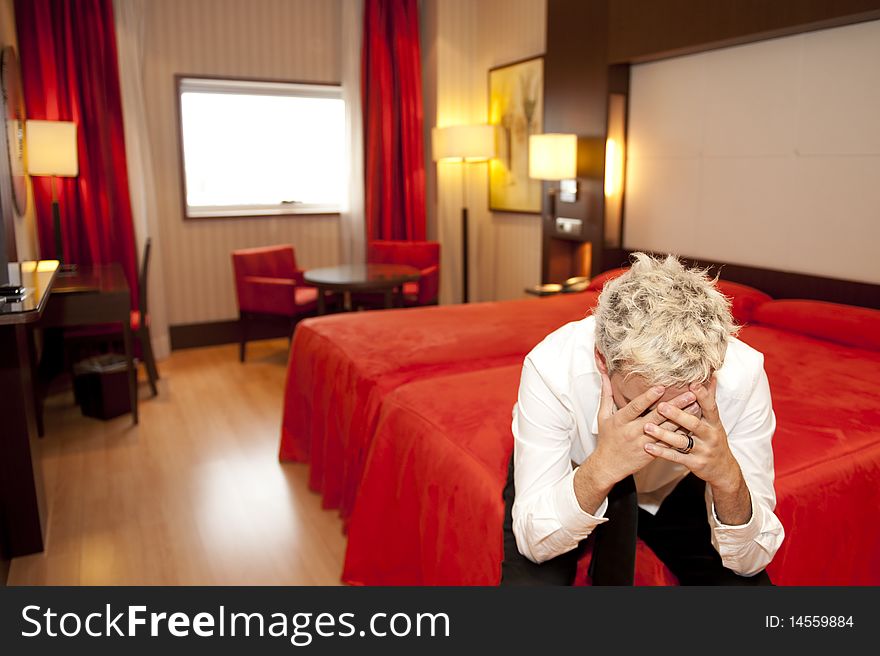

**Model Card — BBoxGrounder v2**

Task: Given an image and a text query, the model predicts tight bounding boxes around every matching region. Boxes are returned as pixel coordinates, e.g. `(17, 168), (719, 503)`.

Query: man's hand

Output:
(642, 375), (753, 525)
(572, 373), (696, 514)
(658, 402), (702, 435)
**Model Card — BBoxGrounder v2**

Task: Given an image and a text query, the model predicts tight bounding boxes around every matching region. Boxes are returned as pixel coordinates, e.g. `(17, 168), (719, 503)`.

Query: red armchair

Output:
(231, 245), (318, 362)
(367, 240), (440, 306)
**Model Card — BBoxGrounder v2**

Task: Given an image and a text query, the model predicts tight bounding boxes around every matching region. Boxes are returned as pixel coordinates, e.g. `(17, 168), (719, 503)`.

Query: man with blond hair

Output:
(501, 253), (784, 585)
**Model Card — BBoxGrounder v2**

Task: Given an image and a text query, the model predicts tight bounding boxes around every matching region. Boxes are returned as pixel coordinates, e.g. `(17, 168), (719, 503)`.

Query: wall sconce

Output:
(529, 133), (578, 202)
(604, 138), (623, 197)
(432, 124), (496, 303)
(603, 93), (627, 248)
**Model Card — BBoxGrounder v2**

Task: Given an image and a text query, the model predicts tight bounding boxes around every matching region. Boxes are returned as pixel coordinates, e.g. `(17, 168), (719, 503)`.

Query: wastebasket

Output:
(72, 354), (132, 420)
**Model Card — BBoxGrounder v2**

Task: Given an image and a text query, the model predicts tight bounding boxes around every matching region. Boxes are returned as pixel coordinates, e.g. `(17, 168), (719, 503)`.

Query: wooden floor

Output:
(8, 339), (347, 585)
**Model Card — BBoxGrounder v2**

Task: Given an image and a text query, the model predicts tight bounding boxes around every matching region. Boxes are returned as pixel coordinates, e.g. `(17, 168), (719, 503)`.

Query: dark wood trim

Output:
(543, 0), (609, 280)
(607, 1), (880, 64)
(602, 248), (880, 310)
(487, 53), (546, 75)
(173, 73), (343, 224)
(0, 324), (47, 559)
(170, 316), (293, 351)
(0, 263), (58, 568)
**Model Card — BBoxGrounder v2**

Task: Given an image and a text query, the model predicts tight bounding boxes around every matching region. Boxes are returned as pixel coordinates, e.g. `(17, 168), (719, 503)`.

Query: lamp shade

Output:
(432, 125), (496, 162)
(26, 120), (78, 177)
(528, 133), (577, 180)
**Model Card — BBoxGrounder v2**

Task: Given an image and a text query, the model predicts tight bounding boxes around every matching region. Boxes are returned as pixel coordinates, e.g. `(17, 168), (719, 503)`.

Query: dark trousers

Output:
(501, 455), (773, 586)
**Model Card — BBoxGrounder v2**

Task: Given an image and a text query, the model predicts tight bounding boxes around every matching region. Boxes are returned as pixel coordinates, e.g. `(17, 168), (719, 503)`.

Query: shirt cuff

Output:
(554, 467), (609, 540)
(710, 492), (763, 546)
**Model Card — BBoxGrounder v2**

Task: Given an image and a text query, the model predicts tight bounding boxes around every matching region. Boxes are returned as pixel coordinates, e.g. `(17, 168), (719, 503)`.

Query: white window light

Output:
(177, 77), (345, 218)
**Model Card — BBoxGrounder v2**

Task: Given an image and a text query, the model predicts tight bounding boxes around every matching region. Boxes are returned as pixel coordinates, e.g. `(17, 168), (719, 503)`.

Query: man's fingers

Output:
(617, 385), (665, 422)
(655, 402), (703, 434)
(657, 405), (699, 434)
(657, 402), (701, 433)
(690, 374), (720, 423)
(644, 422), (693, 452)
(683, 401), (701, 418)
(598, 372), (614, 420)
(644, 441), (695, 466)
(640, 391), (696, 428)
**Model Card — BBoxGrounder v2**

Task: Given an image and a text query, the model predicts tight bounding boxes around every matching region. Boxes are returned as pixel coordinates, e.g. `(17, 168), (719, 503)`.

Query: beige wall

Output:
(424, 0), (546, 304)
(142, 0), (342, 326)
(0, 0), (40, 262)
(625, 19), (880, 285)
(474, 0), (546, 302)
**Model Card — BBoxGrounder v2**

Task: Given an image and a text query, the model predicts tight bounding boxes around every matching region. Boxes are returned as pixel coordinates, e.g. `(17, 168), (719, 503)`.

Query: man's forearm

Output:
(711, 467), (752, 526)
(573, 455), (615, 515)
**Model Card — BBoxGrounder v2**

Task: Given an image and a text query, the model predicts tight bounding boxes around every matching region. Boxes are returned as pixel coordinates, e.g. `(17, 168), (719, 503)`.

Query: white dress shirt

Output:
(511, 315), (785, 577)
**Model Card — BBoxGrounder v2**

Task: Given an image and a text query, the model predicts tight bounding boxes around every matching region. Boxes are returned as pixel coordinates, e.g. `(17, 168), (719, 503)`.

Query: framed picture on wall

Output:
(488, 55), (543, 214)
(1, 46), (27, 217)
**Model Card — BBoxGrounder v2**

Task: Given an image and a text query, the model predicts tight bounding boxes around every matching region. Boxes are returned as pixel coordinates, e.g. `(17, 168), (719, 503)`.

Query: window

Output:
(177, 76), (345, 218)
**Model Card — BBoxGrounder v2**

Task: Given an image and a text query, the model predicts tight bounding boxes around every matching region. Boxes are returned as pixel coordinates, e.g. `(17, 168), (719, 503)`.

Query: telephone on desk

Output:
(0, 284), (27, 301)
(561, 276), (589, 293)
(526, 276), (591, 297)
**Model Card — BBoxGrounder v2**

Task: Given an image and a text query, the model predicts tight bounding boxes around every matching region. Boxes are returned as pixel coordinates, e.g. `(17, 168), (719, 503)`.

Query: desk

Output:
(304, 264), (421, 315)
(38, 264), (138, 428)
(0, 261), (58, 561)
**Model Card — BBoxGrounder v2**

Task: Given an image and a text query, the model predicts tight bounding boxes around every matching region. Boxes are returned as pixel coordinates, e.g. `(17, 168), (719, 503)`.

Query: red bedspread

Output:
(737, 325), (880, 585)
(342, 326), (880, 585)
(342, 364), (677, 585)
(279, 292), (599, 517)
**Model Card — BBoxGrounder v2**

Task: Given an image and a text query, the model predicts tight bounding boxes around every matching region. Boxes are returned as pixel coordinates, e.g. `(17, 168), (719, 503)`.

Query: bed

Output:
(342, 310), (880, 585)
(280, 274), (880, 585)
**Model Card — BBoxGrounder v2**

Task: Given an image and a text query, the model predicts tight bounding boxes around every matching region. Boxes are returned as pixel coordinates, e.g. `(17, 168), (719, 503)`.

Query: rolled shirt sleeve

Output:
(511, 358), (608, 564)
(705, 361), (785, 576)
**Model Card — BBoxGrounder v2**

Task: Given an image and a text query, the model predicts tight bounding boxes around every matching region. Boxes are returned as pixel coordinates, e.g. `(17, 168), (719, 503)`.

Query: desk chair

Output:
(64, 238), (159, 396)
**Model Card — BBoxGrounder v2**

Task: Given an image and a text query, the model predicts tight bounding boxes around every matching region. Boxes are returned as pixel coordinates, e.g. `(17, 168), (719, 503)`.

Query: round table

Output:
(304, 264), (421, 315)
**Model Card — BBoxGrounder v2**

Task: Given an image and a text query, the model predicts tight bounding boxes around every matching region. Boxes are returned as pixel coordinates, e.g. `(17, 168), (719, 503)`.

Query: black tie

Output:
(588, 474), (638, 585)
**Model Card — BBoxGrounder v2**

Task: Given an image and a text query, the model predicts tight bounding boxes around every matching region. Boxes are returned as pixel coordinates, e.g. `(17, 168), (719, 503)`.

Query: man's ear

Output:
(594, 348), (609, 375)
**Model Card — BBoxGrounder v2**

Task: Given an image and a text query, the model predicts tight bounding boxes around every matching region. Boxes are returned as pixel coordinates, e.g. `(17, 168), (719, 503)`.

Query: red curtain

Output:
(362, 0), (426, 242)
(16, 0), (139, 309)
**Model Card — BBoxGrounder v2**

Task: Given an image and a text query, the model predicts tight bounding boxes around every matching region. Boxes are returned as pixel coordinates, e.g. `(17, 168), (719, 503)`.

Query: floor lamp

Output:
(432, 125), (496, 303)
(26, 120), (79, 272)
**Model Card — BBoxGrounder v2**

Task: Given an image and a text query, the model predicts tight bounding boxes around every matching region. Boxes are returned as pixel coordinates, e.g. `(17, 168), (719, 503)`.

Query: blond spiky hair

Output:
(593, 253), (737, 386)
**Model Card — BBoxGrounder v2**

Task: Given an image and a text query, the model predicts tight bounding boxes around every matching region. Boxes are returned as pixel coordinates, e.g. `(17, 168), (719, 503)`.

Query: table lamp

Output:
(432, 124), (496, 303)
(26, 120), (79, 271)
(529, 132), (577, 197)
(529, 132), (581, 239)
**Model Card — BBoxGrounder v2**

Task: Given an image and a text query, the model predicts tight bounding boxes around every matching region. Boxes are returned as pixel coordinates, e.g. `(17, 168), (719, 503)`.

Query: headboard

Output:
(602, 248), (880, 310)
